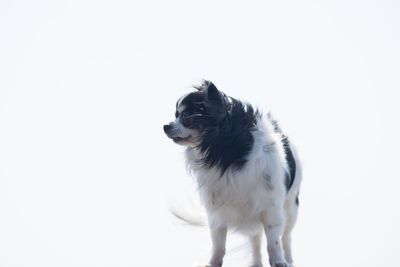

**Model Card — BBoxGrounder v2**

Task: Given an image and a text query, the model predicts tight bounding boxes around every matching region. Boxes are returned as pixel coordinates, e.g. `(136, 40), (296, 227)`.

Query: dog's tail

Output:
(169, 202), (252, 257)
(168, 204), (207, 227)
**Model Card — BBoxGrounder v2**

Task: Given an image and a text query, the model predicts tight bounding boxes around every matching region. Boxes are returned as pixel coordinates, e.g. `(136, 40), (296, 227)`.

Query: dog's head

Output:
(163, 80), (228, 146)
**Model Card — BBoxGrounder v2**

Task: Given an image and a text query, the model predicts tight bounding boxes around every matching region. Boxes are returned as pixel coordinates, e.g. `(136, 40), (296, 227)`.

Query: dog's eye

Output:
(181, 113), (188, 122)
(181, 113), (193, 126)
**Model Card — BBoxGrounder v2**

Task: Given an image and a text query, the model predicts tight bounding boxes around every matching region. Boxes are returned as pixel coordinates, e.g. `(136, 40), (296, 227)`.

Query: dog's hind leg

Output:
(260, 204), (288, 267)
(282, 196), (298, 265)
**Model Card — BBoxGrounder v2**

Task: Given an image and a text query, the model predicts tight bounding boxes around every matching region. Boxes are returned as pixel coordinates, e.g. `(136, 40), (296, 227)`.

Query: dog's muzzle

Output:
(163, 123), (192, 143)
(163, 124), (172, 133)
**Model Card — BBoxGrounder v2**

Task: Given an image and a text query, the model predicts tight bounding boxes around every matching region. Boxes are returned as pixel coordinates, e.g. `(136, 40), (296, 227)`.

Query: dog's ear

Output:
(204, 81), (224, 107)
(203, 81), (227, 120)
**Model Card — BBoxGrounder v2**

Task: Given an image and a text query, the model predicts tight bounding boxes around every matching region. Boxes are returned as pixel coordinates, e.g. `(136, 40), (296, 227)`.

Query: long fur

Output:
(164, 80), (302, 267)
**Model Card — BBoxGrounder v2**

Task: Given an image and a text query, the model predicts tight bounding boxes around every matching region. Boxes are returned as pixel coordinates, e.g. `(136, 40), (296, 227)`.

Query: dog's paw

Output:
(271, 262), (292, 267)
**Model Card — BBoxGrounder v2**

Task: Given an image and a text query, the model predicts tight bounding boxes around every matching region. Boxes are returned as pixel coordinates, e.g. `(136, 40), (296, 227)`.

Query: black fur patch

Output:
(178, 81), (260, 176)
(282, 136), (296, 191)
(199, 98), (259, 175)
(268, 113), (296, 191)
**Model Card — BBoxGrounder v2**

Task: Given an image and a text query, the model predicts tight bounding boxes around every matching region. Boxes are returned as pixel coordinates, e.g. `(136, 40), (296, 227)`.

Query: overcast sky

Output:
(1, 1), (399, 267)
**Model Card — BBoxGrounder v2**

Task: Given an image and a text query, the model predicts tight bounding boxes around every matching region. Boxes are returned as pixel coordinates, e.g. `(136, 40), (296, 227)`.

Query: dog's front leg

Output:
(206, 225), (227, 267)
(261, 205), (289, 267)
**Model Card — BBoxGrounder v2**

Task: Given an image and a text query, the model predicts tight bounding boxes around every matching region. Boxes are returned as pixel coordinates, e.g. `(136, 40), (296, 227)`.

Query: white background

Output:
(1, 0), (399, 266)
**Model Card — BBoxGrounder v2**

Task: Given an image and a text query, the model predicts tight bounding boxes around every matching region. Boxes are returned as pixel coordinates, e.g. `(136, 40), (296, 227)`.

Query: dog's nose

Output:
(163, 124), (172, 133)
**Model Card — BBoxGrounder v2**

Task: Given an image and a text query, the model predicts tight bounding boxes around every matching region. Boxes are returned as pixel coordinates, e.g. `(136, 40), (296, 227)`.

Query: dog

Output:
(163, 80), (302, 267)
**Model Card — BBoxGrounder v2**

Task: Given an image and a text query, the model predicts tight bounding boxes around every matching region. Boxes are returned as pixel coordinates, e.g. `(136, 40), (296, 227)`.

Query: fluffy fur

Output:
(163, 80), (302, 267)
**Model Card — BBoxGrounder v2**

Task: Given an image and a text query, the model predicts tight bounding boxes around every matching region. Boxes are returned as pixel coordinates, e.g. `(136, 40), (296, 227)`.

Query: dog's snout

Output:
(163, 124), (172, 133)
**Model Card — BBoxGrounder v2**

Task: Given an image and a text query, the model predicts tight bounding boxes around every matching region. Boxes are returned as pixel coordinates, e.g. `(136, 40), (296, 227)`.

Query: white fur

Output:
(185, 117), (302, 267)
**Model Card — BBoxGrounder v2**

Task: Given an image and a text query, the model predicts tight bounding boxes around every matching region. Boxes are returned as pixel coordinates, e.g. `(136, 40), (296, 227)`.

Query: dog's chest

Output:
(195, 168), (272, 231)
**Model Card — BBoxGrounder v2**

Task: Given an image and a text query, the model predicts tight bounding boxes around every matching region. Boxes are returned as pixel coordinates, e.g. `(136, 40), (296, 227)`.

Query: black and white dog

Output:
(163, 81), (302, 267)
